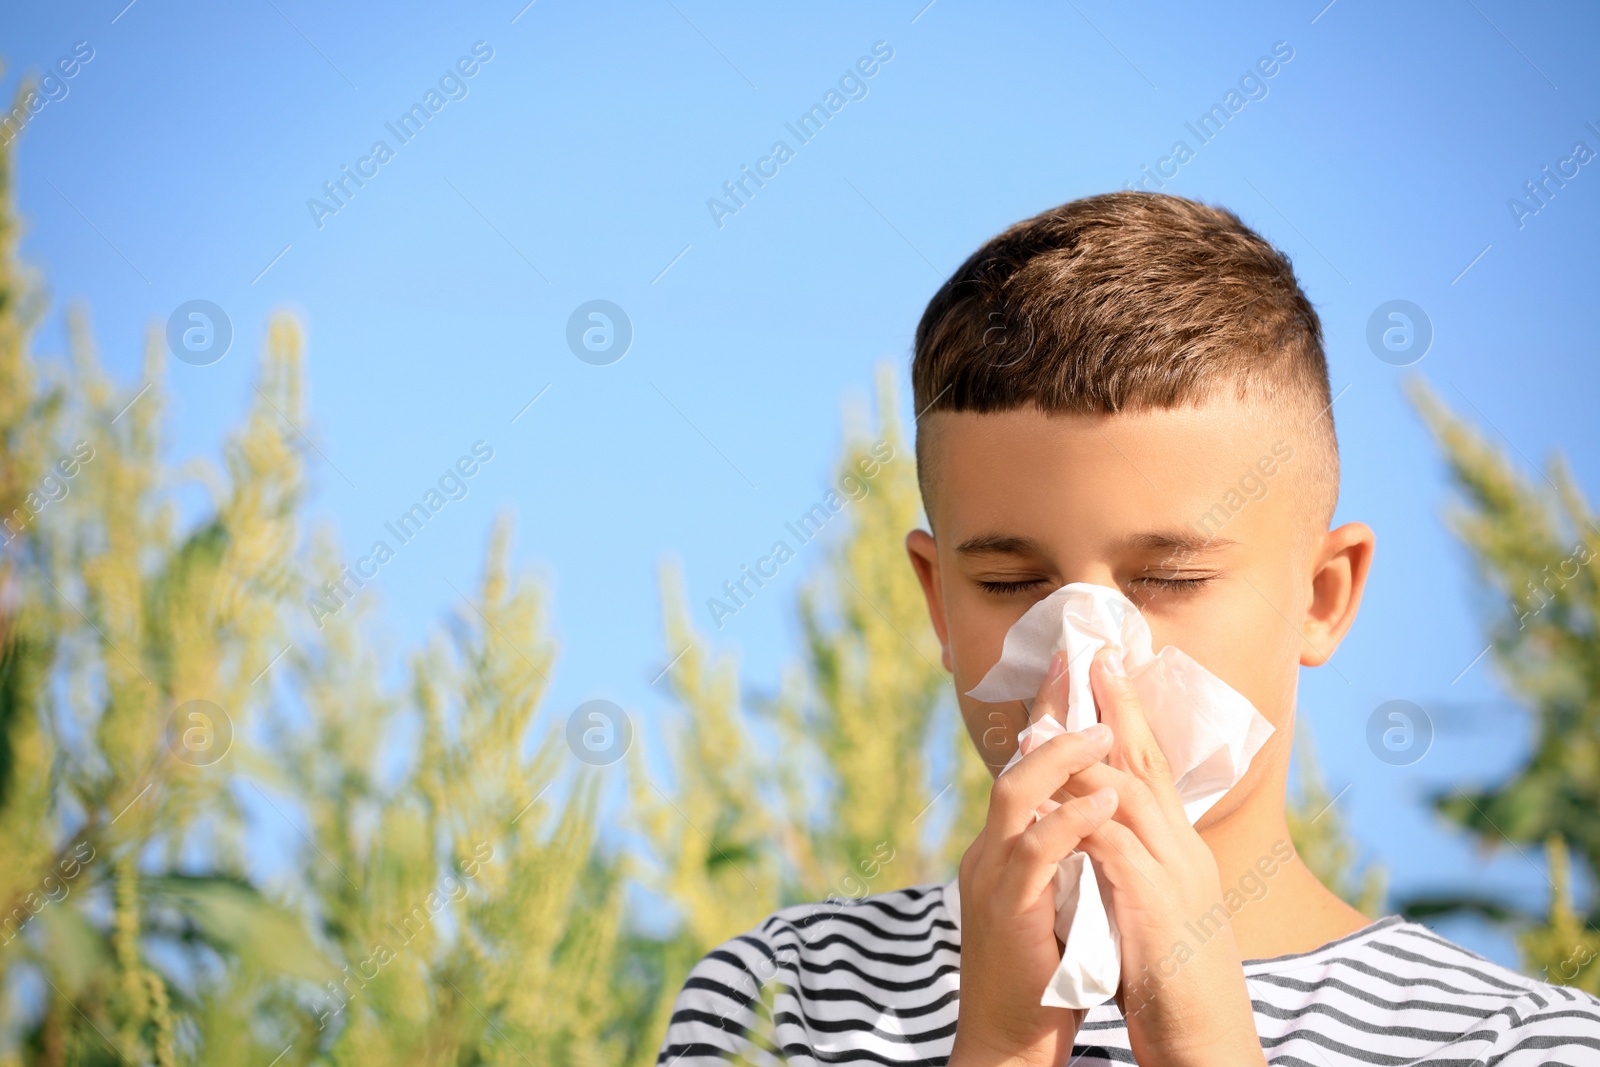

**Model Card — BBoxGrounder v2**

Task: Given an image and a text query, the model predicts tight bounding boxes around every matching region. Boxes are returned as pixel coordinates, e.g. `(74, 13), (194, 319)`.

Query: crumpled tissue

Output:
(964, 582), (1275, 1010)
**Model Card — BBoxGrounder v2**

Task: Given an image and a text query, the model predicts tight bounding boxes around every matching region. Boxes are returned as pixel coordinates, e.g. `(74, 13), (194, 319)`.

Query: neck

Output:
(1197, 754), (1374, 961)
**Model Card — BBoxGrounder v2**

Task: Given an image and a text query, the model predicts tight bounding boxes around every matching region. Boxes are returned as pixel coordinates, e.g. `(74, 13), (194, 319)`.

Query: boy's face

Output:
(906, 393), (1372, 823)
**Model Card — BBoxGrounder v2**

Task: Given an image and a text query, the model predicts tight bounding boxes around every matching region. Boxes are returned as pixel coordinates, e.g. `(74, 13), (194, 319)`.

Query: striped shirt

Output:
(655, 879), (1600, 1065)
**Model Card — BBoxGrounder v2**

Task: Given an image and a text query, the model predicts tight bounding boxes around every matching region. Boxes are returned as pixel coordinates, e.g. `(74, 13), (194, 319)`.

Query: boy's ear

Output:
(905, 529), (953, 673)
(1301, 521), (1376, 667)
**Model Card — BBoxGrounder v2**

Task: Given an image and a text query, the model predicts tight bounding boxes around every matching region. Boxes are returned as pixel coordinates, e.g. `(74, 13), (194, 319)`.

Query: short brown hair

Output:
(912, 191), (1336, 521)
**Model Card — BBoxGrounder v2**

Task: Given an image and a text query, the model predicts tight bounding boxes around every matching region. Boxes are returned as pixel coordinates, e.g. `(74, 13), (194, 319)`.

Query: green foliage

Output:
(0, 117), (628, 1063)
(627, 364), (989, 1058)
(0, 110), (993, 1060)
(1408, 378), (1600, 989)
(776, 364), (985, 893)
(1518, 837), (1600, 995)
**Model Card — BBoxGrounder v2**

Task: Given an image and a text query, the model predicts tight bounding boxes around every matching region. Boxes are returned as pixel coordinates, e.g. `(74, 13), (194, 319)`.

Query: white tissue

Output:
(965, 582), (1275, 1010)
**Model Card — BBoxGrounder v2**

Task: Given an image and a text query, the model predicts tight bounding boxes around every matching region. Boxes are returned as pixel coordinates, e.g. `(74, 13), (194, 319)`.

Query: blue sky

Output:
(3, 0), (1597, 966)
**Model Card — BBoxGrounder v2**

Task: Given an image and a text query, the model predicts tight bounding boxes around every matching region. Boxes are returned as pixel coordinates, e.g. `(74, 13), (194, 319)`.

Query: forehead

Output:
(920, 398), (1295, 545)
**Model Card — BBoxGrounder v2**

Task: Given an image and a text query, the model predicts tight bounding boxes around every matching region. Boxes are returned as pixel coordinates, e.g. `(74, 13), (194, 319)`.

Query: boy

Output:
(655, 193), (1600, 1064)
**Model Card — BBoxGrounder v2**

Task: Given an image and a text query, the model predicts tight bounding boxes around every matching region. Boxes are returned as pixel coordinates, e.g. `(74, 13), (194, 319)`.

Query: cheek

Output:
(1144, 582), (1301, 723)
(958, 697), (1020, 774)
(947, 591), (1036, 772)
(944, 588), (1022, 691)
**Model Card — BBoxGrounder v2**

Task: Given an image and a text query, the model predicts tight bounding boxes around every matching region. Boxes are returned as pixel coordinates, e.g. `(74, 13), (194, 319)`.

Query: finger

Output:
(987, 725), (1114, 842)
(1090, 647), (1187, 821)
(1052, 759), (1181, 863)
(1075, 814), (1163, 893)
(996, 787), (1119, 911)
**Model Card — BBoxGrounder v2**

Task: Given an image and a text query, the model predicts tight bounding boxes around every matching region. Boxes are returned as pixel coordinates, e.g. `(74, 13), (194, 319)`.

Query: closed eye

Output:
(977, 574), (1217, 598)
(1131, 575), (1215, 592)
(976, 577), (1049, 596)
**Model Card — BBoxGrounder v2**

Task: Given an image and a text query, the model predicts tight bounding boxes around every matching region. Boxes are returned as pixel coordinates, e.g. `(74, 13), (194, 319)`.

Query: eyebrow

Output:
(954, 533), (1050, 557)
(1120, 530), (1238, 554)
(952, 530), (1237, 557)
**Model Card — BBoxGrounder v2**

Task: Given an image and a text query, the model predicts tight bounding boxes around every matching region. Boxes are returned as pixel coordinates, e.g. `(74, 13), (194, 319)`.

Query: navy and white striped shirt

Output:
(656, 879), (1600, 1065)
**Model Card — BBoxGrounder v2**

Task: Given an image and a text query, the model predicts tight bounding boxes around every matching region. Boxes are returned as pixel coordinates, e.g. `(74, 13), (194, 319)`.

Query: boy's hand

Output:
(949, 650), (1119, 1067)
(1058, 647), (1268, 1067)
